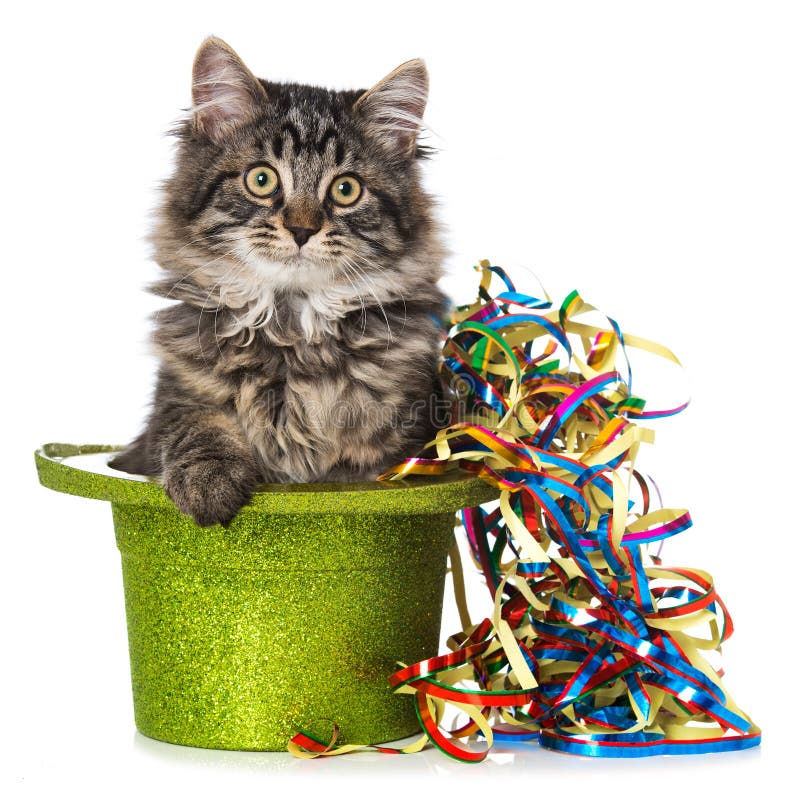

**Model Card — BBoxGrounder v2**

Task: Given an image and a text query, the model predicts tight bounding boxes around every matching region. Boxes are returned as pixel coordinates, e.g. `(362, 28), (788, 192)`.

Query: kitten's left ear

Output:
(353, 59), (429, 160)
(191, 36), (268, 145)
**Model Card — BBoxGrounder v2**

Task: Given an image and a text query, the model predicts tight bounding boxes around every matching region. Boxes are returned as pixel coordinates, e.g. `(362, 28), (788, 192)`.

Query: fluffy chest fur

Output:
(153, 297), (443, 483)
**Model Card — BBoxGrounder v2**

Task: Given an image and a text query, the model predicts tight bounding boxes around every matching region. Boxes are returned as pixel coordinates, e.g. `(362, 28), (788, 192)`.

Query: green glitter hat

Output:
(35, 442), (497, 750)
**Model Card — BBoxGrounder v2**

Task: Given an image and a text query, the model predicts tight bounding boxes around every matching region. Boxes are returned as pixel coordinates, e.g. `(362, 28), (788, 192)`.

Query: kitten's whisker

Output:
(340, 253), (393, 349)
(172, 224), (254, 259)
(213, 250), (259, 353)
(338, 260), (368, 335)
(167, 233), (257, 299)
(349, 250), (409, 339)
(191, 242), (258, 355)
(217, 255), (270, 344)
(164, 258), (223, 299)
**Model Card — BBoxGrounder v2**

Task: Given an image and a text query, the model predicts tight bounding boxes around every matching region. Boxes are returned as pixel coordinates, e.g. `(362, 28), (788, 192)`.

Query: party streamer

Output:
(289, 260), (760, 762)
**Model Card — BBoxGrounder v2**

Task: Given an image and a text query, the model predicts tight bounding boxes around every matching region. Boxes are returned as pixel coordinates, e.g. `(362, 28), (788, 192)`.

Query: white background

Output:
(2, 1), (797, 797)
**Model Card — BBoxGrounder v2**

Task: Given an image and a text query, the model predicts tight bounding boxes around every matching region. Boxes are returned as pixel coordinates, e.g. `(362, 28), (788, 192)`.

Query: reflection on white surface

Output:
(61, 452), (152, 482)
(133, 729), (763, 781)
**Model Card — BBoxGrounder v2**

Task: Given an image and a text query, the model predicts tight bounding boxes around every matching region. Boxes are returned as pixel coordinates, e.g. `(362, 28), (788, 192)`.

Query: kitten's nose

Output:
(286, 225), (320, 248)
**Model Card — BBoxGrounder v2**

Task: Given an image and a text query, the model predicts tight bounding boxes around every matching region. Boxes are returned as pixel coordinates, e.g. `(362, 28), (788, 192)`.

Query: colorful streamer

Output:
(289, 260), (760, 762)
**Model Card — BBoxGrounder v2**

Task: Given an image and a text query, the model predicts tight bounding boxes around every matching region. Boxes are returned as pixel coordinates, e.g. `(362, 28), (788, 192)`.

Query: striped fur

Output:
(109, 37), (447, 526)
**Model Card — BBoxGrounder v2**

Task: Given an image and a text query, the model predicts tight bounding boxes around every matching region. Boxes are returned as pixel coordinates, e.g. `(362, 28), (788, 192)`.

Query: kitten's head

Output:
(153, 37), (442, 333)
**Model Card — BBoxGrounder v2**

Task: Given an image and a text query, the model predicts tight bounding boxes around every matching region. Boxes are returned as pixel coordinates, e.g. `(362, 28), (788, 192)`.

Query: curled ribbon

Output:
(289, 260), (760, 762)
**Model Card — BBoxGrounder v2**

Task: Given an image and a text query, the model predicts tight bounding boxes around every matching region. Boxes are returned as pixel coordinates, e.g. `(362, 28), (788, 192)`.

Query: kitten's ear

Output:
(353, 59), (429, 160)
(191, 37), (268, 144)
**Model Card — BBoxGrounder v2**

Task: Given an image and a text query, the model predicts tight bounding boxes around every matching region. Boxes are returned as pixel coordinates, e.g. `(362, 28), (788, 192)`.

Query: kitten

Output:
(109, 37), (447, 527)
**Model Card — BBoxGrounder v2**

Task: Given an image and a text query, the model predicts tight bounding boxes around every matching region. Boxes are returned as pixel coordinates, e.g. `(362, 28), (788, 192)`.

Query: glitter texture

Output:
(35, 443), (497, 750)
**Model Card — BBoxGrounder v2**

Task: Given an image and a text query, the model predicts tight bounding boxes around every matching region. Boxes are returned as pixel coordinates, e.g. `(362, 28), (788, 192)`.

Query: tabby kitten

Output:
(109, 37), (447, 527)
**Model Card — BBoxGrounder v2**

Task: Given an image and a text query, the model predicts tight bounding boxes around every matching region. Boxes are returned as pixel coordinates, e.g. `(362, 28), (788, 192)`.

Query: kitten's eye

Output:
(244, 164), (280, 198)
(328, 175), (362, 207)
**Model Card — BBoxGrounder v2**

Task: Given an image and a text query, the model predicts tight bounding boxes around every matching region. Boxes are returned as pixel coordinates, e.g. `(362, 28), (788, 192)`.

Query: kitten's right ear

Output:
(191, 37), (267, 145)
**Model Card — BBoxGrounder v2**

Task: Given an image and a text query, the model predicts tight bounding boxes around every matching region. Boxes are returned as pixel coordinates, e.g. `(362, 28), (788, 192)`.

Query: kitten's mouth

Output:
(237, 245), (339, 294)
(283, 253), (311, 266)
(280, 251), (335, 270)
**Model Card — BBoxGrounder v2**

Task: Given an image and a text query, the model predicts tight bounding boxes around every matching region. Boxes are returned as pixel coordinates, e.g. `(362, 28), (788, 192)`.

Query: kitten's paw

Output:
(163, 458), (258, 527)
